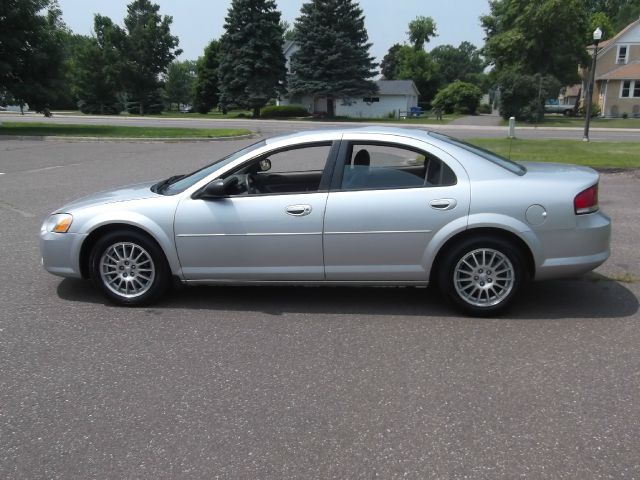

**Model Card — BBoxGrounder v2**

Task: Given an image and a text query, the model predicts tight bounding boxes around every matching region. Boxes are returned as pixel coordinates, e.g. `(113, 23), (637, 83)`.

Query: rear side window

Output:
(429, 131), (526, 175)
(340, 143), (456, 191)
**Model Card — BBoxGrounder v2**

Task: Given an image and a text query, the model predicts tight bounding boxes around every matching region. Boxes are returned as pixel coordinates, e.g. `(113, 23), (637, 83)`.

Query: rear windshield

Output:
(428, 132), (526, 176)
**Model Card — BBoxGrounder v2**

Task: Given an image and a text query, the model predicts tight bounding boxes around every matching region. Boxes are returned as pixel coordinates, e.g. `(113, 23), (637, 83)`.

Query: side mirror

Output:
(198, 176), (238, 199)
(259, 158), (271, 172)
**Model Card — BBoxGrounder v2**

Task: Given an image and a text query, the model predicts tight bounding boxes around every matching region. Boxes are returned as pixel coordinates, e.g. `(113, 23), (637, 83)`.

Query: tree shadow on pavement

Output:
(57, 275), (638, 320)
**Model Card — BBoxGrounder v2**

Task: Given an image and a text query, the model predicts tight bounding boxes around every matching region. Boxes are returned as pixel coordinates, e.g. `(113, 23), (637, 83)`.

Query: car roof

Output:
(264, 126), (437, 146)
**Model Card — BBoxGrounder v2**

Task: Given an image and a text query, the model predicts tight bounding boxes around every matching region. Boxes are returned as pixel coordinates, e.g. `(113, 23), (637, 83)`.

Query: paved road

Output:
(3, 112), (640, 141)
(1, 138), (639, 479)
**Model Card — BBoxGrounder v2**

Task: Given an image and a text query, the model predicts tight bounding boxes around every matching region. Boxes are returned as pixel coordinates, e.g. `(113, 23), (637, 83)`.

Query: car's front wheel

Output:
(438, 236), (527, 316)
(89, 230), (171, 306)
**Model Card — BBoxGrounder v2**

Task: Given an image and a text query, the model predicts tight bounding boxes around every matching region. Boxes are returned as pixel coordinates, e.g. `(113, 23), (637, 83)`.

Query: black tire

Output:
(89, 229), (171, 306)
(437, 236), (527, 317)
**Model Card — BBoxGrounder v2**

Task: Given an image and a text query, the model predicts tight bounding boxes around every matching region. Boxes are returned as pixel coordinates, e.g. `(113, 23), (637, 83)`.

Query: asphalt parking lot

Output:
(1, 138), (639, 479)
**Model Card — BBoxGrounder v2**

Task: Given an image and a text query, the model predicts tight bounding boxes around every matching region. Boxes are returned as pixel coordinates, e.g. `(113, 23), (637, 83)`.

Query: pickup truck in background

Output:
(544, 99), (576, 116)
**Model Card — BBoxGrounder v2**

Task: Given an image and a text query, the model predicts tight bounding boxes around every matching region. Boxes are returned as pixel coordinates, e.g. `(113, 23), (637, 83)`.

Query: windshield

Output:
(160, 140), (266, 195)
(428, 132), (526, 176)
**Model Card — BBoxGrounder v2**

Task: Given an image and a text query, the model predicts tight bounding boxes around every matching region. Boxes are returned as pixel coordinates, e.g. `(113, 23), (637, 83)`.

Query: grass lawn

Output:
(467, 138), (640, 169)
(502, 116), (640, 129)
(49, 109), (462, 125)
(0, 122), (251, 138)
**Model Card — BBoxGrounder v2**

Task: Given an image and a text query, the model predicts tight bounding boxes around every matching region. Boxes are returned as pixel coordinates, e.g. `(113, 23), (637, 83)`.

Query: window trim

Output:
(204, 140), (341, 198)
(619, 80), (640, 98)
(329, 140), (458, 193)
(616, 45), (629, 64)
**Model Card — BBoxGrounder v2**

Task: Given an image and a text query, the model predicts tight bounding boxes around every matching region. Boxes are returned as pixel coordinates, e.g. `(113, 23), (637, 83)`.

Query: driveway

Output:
(1, 139), (638, 479)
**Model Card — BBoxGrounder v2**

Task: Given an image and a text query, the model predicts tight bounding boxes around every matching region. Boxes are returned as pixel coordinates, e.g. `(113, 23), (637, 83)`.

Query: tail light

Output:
(574, 184), (599, 215)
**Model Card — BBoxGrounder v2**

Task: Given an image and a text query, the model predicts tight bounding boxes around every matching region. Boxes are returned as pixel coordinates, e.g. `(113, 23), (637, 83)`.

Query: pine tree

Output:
(289, 0), (377, 118)
(192, 40), (221, 114)
(122, 0), (181, 114)
(218, 0), (287, 117)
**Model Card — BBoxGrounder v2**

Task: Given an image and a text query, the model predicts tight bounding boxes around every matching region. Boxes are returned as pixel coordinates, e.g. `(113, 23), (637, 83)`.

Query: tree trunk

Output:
(252, 106), (260, 118)
(327, 96), (335, 118)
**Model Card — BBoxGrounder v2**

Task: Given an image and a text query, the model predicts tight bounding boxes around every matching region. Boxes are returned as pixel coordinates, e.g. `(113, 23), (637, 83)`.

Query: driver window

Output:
(224, 143), (332, 196)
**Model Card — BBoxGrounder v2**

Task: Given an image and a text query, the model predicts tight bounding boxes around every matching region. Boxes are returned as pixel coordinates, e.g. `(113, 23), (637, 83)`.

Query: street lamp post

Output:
(583, 27), (603, 142)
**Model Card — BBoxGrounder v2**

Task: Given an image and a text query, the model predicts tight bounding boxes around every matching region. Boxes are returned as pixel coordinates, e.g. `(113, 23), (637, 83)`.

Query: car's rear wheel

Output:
(89, 230), (171, 306)
(438, 236), (527, 316)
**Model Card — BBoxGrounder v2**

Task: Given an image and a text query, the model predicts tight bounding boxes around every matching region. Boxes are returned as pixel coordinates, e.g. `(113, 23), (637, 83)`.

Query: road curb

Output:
(0, 133), (259, 143)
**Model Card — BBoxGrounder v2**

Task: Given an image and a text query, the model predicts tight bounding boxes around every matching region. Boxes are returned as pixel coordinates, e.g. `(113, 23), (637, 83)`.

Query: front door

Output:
(174, 142), (336, 281)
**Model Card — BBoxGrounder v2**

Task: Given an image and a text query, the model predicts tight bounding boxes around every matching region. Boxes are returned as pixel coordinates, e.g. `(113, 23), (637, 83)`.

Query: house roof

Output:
(563, 84), (581, 96)
(597, 61), (640, 80)
(588, 17), (640, 57)
(376, 80), (420, 96)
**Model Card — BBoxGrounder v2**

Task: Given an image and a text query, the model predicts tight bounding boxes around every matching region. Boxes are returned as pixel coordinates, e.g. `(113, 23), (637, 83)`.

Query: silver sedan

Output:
(40, 127), (611, 316)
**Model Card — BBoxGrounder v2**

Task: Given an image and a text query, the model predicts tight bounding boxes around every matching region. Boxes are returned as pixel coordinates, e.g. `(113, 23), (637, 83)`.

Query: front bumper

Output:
(40, 231), (88, 278)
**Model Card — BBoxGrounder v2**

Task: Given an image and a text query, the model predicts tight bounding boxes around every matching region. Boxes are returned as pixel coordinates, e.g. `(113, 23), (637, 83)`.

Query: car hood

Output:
(56, 181), (159, 213)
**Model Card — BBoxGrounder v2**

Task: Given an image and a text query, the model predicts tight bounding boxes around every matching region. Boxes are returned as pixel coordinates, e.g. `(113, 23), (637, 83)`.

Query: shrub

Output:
(497, 72), (561, 122)
(260, 104), (310, 118)
(78, 100), (123, 115)
(432, 81), (482, 115)
(578, 102), (601, 118)
(478, 103), (492, 114)
(622, 112), (629, 119)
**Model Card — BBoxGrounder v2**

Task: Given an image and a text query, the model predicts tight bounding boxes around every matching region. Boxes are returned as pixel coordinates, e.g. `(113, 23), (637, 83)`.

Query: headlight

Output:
(45, 213), (73, 233)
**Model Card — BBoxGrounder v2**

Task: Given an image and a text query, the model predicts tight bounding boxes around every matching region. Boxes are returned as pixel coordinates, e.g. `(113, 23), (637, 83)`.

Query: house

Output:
(278, 41), (420, 118)
(586, 17), (640, 117)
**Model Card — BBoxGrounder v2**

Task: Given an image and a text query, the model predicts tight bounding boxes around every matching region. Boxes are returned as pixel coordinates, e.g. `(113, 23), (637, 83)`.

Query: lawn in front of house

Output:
(501, 116), (640, 129)
(0, 122), (251, 138)
(467, 138), (640, 169)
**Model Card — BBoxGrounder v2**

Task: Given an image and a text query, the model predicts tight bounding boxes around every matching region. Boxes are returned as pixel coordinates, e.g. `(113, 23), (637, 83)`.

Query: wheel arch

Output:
(79, 223), (176, 279)
(429, 227), (536, 286)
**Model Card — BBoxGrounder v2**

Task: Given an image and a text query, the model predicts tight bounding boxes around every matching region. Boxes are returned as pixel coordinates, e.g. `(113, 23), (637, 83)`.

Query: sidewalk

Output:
(449, 113), (503, 126)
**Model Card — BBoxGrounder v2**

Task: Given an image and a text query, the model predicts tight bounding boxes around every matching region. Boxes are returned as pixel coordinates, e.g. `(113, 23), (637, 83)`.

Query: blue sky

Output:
(57, 0), (490, 63)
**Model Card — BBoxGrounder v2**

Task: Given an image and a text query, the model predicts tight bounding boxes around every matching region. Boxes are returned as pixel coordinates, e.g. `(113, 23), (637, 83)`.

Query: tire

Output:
(437, 236), (527, 317)
(89, 229), (171, 306)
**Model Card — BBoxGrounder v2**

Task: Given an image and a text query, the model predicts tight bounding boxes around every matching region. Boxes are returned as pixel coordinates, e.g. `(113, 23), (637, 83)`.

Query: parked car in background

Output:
(40, 127), (610, 316)
(544, 98), (576, 116)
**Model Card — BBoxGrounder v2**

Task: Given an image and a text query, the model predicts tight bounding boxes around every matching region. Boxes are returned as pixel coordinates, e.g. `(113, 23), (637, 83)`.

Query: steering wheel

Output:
(244, 174), (257, 194)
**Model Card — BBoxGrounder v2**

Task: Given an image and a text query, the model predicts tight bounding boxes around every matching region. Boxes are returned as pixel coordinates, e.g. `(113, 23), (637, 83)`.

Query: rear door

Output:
(323, 135), (470, 281)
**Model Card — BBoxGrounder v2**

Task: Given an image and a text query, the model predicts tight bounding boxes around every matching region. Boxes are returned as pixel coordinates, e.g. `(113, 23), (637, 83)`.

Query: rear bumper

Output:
(534, 211), (611, 280)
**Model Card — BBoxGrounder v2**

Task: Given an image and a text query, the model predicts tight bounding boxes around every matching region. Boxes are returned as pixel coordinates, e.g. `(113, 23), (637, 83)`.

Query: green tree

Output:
(122, 0), (181, 114)
(498, 71), (561, 121)
(192, 40), (221, 114)
(588, 11), (615, 40)
(407, 16), (437, 50)
(584, 0), (640, 29)
(612, 1), (640, 30)
(73, 15), (127, 114)
(432, 81), (482, 114)
(280, 20), (296, 41)
(218, 0), (286, 117)
(482, 0), (589, 84)
(0, 0), (67, 111)
(164, 60), (196, 110)
(380, 43), (402, 80)
(394, 45), (439, 102)
(289, 0), (377, 117)
(430, 42), (485, 86)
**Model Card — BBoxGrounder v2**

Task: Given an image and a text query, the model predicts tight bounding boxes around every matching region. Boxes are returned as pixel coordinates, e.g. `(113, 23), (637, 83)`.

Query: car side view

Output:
(40, 127), (611, 316)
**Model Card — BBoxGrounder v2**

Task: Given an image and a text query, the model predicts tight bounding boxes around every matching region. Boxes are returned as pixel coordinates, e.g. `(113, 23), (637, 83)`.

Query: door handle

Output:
(285, 204), (312, 216)
(430, 199), (457, 210)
